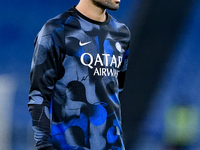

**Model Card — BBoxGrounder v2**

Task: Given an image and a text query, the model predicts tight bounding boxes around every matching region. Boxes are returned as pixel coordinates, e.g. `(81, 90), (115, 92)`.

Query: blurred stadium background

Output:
(1, 0), (200, 149)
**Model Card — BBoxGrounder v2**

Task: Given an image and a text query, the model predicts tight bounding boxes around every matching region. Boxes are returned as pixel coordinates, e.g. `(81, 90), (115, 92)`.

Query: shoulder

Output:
(35, 9), (74, 47)
(108, 14), (131, 43)
(38, 10), (72, 37)
(110, 15), (131, 36)
(110, 15), (130, 29)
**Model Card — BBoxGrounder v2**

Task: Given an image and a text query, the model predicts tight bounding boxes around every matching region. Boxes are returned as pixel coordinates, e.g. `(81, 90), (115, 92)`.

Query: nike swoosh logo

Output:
(79, 41), (92, 46)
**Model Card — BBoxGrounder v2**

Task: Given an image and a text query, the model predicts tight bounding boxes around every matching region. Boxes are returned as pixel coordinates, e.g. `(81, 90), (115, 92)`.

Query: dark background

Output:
(1, 0), (200, 149)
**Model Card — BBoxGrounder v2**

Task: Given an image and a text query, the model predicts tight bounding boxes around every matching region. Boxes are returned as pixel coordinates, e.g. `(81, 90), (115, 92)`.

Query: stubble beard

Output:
(91, 0), (119, 11)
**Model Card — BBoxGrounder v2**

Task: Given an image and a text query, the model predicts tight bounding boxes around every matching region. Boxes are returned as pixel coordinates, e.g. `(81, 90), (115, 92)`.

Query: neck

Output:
(76, 0), (107, 22)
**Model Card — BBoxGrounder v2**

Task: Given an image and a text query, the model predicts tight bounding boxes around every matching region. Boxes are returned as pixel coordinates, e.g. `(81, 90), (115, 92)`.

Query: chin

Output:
(107, 4), (119, 11)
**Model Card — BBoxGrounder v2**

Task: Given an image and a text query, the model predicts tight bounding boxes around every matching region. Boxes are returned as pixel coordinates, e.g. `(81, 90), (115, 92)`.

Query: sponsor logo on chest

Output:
(80, 53), (122, 77)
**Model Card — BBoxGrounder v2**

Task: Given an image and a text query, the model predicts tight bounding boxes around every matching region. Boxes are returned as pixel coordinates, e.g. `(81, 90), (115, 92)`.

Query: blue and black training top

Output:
(28, 6), (131, 150)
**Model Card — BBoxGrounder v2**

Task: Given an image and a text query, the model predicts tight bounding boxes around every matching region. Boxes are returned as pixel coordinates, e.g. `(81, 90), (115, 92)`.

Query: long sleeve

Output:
(28, 25), (64, 149)
(118, 44), (130, 94)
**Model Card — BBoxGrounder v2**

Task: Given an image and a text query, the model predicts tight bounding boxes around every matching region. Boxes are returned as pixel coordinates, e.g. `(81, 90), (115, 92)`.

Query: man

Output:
(28, 0), (131, 149)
